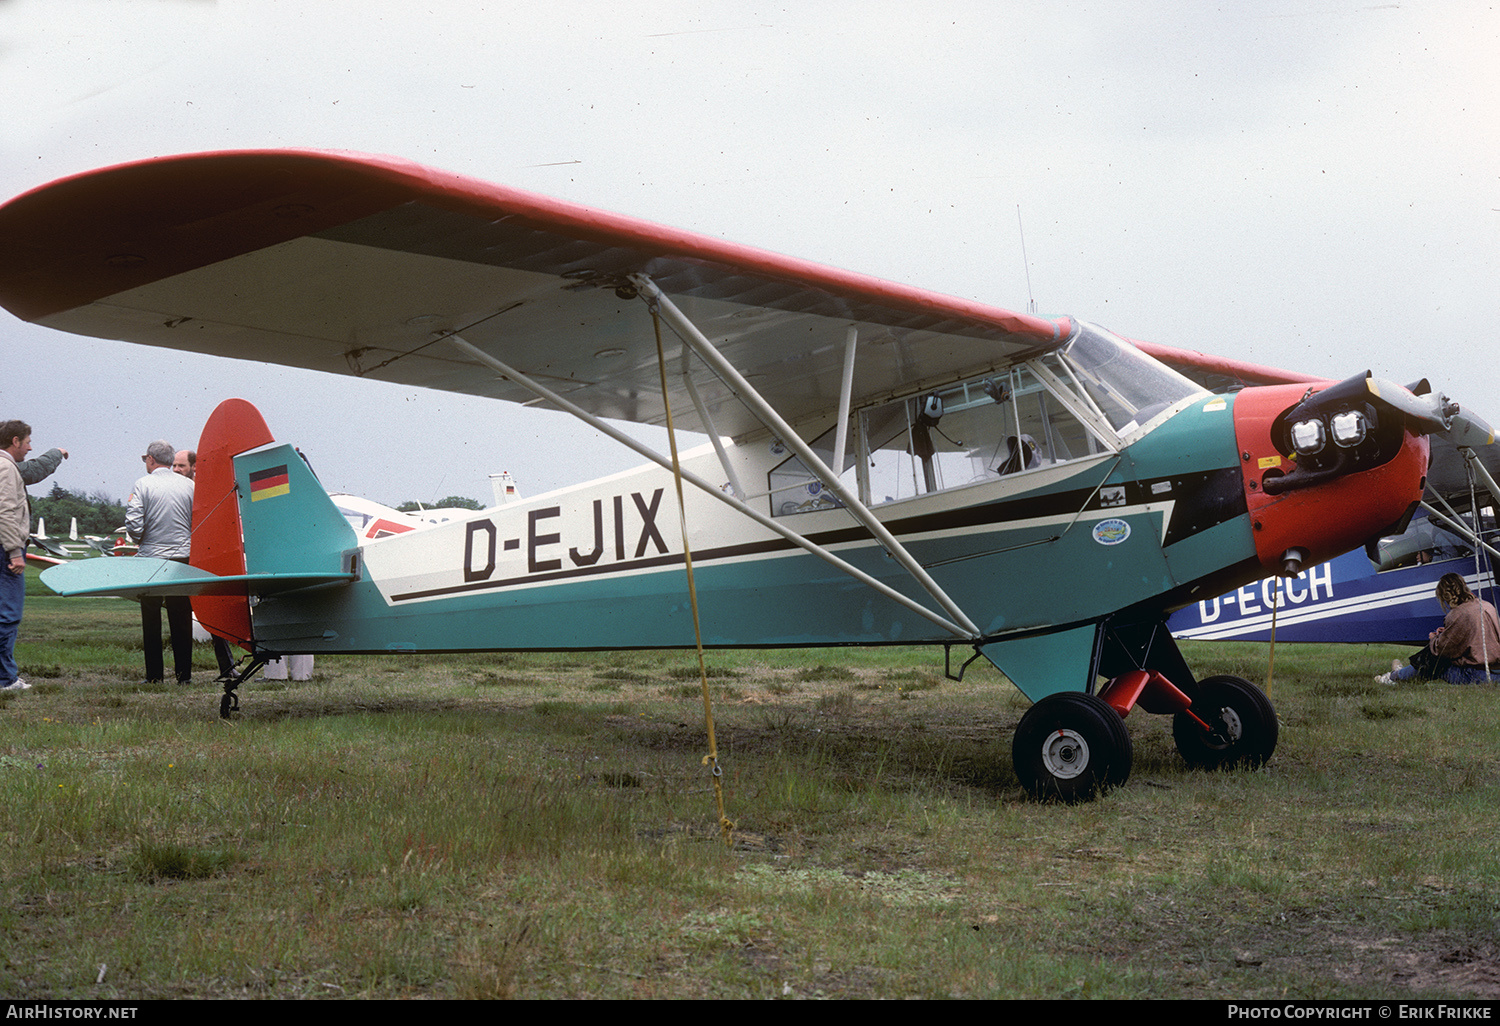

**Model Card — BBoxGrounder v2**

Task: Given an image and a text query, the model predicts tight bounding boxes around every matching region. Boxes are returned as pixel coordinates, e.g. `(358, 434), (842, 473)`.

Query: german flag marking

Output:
(249, 465), (290, 502)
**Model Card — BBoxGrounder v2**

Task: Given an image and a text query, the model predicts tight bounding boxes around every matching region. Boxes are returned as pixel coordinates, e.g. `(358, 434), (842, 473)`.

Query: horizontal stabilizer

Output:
(40, 556), (355, 599)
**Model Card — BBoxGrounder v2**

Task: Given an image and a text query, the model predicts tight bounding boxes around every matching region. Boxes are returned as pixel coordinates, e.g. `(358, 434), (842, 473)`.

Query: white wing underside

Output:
(2, 150), (1073, 442)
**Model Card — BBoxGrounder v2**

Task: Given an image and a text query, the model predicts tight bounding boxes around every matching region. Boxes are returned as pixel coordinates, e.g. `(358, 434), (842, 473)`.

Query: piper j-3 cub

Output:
(0, 150), (1479, 801)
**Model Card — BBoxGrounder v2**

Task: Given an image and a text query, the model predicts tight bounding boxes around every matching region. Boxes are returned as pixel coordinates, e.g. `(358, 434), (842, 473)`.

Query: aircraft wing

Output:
(1130, 339), (1321, 391)
(0, 150), (1072, 440)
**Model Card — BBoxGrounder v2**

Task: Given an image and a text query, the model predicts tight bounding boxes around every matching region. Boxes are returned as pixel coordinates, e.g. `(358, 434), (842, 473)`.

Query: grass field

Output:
(2, 569), (1499, 999)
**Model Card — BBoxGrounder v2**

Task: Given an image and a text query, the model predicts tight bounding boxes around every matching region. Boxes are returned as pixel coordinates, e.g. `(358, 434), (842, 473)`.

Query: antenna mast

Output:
(1016, 205), (1036, 314)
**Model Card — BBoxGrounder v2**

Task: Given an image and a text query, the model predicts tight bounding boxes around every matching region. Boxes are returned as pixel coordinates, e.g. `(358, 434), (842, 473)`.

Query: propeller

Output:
(1293, 372), (1495, 445)
(1268, 371), (1496, 498)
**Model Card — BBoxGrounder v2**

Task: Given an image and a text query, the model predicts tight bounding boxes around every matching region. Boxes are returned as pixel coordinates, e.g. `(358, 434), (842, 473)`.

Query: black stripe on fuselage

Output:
(384, 465), (1246, 602)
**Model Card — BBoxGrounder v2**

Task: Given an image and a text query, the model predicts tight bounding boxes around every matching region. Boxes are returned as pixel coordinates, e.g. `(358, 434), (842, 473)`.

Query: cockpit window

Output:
(768, 323), (1204, 515)
(1373, 514), (1477, 572)
(845, 366), (1114, 507)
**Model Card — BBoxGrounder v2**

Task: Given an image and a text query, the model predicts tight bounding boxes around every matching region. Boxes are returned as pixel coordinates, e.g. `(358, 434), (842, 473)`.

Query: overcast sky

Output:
(0, 0), (1495, 509)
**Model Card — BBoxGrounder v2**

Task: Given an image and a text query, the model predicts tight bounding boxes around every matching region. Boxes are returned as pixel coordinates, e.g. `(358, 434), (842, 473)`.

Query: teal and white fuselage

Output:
(232, 373), (1254, 701)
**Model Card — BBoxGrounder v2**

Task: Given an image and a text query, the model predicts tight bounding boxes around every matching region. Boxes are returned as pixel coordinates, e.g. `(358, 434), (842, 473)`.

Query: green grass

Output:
(3, 576), (1500, 998)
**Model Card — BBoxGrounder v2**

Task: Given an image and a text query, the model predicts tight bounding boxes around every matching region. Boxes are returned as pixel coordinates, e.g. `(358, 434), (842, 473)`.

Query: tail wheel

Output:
(1012, 691), (1132, 802)
(1173, 674), (1278, 770)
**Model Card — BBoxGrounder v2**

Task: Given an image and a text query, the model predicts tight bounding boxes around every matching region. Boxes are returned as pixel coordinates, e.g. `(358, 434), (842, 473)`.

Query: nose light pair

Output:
(1290, 410), (1367, 456)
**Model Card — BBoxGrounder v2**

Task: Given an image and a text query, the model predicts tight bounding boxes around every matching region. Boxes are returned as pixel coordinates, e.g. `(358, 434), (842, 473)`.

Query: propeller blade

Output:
(1365, 377), (1457, 432)
(1445, 409), (1496, 449)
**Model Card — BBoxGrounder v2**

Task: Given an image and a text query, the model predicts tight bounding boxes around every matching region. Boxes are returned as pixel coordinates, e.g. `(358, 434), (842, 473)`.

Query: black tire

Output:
(1012, 691), (1133, 802)
(1173, 674), (1278, 770)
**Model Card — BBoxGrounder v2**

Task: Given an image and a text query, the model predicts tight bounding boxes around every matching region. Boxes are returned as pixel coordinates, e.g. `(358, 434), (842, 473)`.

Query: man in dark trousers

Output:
(126, 439), (196, 684)
(0, 419), (69, 693)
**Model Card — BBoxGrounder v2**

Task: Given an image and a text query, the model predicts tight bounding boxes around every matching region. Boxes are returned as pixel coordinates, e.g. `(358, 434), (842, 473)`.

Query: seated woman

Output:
(1377, 572), (1500, 684)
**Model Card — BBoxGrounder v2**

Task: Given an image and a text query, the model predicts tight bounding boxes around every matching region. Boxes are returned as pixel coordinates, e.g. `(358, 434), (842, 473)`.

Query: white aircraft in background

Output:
(332, 476), (522, 541)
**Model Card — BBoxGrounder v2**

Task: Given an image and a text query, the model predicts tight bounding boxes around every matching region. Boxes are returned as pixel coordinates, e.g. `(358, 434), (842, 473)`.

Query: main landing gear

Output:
(1171, 674), (1279, 771)
(1012, 691), (1132, 802)
(1012, 672), (1279, 802)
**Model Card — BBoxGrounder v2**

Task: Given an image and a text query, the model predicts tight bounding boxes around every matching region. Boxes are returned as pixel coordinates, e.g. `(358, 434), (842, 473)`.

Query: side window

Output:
(768, 423), (856, 517)
(1010, 365), (1110, 468)
(856, 368), (1109, 508)
(1373, 516), (1475, 572)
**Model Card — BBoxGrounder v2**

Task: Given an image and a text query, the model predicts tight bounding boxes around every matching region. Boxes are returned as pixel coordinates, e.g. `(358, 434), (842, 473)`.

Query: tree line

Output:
(395, 496), (483, 512)
(29, 484), (128, 537)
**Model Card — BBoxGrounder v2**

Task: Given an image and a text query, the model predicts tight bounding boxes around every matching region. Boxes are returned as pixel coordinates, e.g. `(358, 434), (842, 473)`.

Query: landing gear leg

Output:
(218, 656), (269, 720)
(1012, 691), (1133, 802)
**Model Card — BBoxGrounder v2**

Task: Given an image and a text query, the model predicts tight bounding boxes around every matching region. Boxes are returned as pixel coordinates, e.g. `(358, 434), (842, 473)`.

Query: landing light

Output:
(1290, 418), (1326, 456)
(1331, 410), (1367, 448)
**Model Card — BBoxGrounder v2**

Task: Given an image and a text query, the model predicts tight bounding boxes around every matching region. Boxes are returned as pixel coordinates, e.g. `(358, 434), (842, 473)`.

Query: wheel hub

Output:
(1041, 728), (1090, 779)
(1205, 705), (1244, 749)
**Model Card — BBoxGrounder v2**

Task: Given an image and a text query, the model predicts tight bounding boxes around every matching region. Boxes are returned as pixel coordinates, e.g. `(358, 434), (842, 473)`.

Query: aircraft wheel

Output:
(1012, 691), (1132, 802)
(1173, 675), (1278, 770)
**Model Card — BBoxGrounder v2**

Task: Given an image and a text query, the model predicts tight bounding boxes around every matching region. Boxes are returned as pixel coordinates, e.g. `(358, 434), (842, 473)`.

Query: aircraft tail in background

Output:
(490, 470), (520, 505)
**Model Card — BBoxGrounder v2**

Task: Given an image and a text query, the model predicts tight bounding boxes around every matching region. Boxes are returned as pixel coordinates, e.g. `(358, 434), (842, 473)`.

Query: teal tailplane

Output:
(41, 442), (360, 600)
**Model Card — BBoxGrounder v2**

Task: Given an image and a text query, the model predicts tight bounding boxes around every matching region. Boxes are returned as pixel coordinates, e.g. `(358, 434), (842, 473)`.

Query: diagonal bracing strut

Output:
(629, 274), (983, 640)
(444, 335), (979, 641)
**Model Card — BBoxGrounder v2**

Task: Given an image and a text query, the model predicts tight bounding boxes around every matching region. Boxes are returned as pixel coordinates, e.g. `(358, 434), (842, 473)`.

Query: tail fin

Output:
(489, 470), (521, 505)
(49, 401), (362, 640)
(235, 444), (357, 575)
(192, 399), (275, 649)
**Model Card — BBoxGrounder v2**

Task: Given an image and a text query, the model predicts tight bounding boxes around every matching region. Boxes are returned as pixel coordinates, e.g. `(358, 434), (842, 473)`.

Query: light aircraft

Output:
(28, 530), (73, 561)
(95, 535), (137, 558)
(1169, 508), (1499, 646)
(331, 492), (434, 540)
(0, 149), (1488, 801)
(29, 519), (90, 560)
(23, 539), (65, 569)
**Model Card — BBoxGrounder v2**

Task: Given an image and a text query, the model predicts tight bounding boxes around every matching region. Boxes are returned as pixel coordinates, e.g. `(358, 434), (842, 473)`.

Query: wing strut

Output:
(1463, 447), (1500, 514)
(678, 352), (745, 500)
(630, 274), (985, 640)
(443, 336), (977, 640)
(831, 326), (858, 479)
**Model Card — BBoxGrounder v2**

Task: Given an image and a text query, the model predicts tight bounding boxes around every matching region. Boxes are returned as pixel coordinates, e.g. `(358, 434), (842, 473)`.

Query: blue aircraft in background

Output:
(1169, 507), (1498, 646)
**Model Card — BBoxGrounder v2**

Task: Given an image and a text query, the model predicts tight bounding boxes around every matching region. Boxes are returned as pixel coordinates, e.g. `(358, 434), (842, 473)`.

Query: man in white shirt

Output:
(127, 439), (196, 684)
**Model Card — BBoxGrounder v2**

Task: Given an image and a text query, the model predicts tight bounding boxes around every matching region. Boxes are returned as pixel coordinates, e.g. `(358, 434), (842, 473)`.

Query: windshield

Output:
(1042, 322), (1205, 435)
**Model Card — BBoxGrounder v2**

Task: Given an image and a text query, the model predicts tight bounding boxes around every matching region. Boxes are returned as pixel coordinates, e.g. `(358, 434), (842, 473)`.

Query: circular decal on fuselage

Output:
(1092, 518), (1131, 546)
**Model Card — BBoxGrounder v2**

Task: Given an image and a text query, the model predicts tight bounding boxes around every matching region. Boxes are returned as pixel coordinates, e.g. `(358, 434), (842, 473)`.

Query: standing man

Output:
(172, 450), (195, 479)
(127, 440), (196, 684)
(0, 421), (35, 692)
